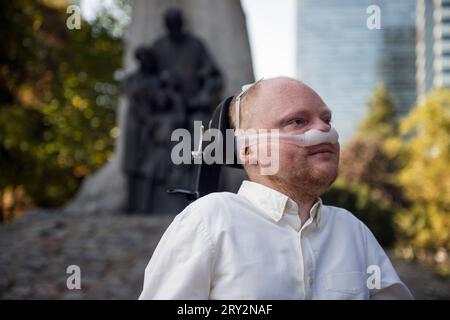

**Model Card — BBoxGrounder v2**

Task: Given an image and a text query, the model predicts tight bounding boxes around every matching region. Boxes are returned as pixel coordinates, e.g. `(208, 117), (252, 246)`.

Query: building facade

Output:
(417, 0), (450, 101)
(297, 0), (417, 142)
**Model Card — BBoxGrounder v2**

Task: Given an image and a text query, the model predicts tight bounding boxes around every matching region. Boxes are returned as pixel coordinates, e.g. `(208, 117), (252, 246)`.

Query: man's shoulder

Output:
(176, 192), (243, 222)
(320, 204), (381, 250)
(191, 191), (241, 209)
(322, 204), (368, 231)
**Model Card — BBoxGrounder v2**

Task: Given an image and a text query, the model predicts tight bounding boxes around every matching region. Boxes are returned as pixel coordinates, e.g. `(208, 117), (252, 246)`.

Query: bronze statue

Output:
(123, 46), (185, 212)
(151, 7), (223, 130)
(122, 8), (223, 213)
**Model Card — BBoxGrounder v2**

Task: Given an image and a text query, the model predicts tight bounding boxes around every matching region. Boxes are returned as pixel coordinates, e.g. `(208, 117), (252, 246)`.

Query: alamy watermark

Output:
(170, 121), (280, 175)
(366, 5), (381, 30)
(66, 5), (81, 30)
(367, 265), (381, 290)
(66, 265), (81, 290)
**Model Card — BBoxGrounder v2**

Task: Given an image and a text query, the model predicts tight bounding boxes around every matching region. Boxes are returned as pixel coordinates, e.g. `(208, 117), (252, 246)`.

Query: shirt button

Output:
(309, 277), (314, 287)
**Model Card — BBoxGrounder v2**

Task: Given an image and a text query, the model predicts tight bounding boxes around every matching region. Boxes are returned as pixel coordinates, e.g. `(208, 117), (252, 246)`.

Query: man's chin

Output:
(310, 165), (338, 187)
(282, 166), (337, 193)
(311, 157), (338, 170)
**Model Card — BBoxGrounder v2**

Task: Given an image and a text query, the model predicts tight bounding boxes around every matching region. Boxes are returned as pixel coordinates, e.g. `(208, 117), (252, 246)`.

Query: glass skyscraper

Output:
(297, 0), (417, 143)
(416, 0), (450, 101)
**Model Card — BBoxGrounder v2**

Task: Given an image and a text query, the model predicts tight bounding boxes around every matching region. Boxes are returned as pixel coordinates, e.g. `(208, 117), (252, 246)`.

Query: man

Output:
(139, 77), (413, 299)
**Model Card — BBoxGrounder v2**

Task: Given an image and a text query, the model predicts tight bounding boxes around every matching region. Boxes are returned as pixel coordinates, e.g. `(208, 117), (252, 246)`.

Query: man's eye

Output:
(289, 118), (307, 126)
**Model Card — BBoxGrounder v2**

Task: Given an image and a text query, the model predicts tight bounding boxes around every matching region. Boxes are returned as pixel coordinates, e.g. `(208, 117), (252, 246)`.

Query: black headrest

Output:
(167, 96), (243, 200)
(206, 95), (242, 169)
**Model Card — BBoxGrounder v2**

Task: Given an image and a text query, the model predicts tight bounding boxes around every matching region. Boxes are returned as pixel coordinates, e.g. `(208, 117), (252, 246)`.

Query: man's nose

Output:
(312, 119), (332, 132)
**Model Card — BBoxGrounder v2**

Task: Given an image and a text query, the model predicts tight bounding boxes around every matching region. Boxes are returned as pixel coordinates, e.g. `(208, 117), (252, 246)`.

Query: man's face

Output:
(247, 78), (340, 194)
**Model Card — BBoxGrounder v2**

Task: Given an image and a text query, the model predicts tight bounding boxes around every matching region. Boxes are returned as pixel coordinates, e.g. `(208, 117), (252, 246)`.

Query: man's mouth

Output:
(307, 143), (335, 156)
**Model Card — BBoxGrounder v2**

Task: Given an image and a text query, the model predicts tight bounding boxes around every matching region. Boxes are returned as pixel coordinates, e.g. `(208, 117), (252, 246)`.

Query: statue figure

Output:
(122, 46), (184, 213)
(122, 8), (223, 213)
(152, 7), (223, 130)
(151, 7), (223, 189)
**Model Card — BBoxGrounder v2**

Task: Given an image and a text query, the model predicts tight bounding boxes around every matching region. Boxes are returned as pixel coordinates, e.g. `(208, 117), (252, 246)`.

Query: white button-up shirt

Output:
(139, 180), (413, 300)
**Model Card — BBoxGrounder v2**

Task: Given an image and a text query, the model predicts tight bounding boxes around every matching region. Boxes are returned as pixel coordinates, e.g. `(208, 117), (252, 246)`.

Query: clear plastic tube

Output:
(236, 127), (339, 148)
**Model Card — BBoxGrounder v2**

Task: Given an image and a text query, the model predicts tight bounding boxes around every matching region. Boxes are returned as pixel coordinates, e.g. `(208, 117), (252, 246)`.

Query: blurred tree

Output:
(339, 83), (405, 205)
(388, 89), (450, 267)
(0, 0), (124, 221)
(358, 83), (397, 138)
(325, 84), (403, 246)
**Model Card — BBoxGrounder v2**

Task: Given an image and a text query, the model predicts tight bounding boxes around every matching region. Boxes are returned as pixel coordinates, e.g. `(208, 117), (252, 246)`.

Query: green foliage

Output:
(390, 89), (450, 260)
(358, 83), (398, 138)
(338, 84), (450, 270)
(333, 83), (402, 246)
(340, 83), (403, 204)
(0, 0), (123, 209)
(339, 135), (405, 206)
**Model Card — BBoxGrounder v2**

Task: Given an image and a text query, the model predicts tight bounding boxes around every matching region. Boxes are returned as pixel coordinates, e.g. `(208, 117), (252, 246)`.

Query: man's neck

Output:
(279, 186), (318, 225)
(251, 177), (319, 225)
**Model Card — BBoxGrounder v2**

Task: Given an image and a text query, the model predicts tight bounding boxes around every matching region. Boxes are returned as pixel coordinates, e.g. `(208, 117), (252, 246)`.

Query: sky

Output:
(241, 0), (297, 79)
(80, 0), (298, 80)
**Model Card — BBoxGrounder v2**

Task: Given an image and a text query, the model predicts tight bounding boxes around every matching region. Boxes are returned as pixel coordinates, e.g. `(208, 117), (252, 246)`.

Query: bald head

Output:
(229, 77), (328, 132)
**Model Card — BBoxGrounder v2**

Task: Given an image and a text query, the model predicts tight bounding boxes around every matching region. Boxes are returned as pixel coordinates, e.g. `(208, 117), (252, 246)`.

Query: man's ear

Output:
(239, 145), (258, 165)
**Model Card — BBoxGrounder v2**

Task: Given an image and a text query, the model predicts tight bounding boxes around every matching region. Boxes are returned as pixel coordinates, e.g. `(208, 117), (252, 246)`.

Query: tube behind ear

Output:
(238, 145), (258, 165)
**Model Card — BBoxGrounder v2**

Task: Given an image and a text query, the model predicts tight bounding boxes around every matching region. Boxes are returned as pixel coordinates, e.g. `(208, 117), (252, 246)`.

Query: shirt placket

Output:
(296, 217), (315, 300)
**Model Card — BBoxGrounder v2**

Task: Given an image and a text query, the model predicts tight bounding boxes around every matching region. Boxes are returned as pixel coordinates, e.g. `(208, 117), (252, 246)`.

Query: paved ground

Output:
(1, 210), (449, 299)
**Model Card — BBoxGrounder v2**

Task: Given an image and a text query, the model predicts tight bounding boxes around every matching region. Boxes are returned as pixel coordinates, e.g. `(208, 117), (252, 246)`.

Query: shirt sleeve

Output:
(138, 209), (215, 299)
(363, 225), (414, 300)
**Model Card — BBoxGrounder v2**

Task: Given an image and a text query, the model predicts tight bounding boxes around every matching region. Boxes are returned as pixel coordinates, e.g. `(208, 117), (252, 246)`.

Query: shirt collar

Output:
(237, 180), (322, 224)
